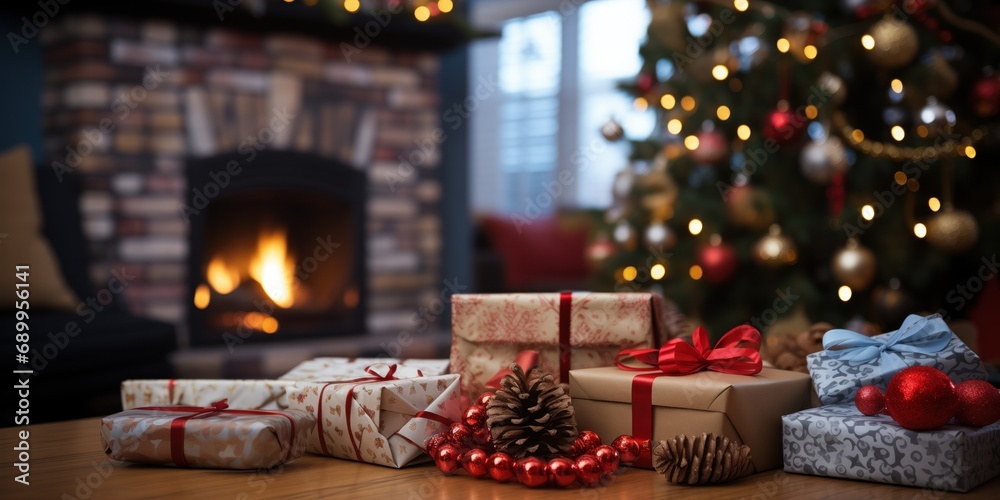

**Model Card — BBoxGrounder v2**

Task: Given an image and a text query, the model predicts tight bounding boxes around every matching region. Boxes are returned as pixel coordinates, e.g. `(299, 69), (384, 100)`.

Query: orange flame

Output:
(206, 257), (240, 294)
(248, 228), (296, 308)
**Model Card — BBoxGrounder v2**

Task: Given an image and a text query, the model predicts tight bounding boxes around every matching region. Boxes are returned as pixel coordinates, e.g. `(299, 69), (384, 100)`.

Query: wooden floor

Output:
(3, 418), (997, 499)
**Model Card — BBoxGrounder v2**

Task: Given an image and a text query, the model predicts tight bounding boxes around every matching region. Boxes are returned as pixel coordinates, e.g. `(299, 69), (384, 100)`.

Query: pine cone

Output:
(766, 322), (831, 373)
(485, 364), (577, 459)
(652, 433), (753, 485)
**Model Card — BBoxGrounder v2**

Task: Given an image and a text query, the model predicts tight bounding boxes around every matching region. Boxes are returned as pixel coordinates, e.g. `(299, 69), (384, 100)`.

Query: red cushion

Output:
(481, 215), (590, 289)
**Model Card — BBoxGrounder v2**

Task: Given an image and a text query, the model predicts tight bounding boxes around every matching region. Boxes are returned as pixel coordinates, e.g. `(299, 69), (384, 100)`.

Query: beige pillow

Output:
(0, 145), (81, 311)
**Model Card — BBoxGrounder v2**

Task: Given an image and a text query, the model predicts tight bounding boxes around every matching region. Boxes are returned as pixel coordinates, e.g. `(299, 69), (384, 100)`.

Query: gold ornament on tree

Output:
(865, 17), (918, 69)
(601, 117), (625, 142)
(926, 209), (979, 254)
(753, 224), (798, 268)
(652, 433), (753, 485)
(485, 364), (578, 459)
(832, 238), (876, 289)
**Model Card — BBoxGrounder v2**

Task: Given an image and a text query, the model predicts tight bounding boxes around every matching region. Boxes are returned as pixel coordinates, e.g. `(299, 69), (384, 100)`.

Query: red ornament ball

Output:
(971, 75), (1000, 117)
(763, 108), (803, 145)
(461, 448), (489, 478)
(476, 392), (495, 407)
(577, 430), (602, 452)
(434, 444), (461, 474)
(696, 242), (738, 284)
(486, 452), (515, 483)
(448, 422), (473, 445)
(594, 445), (621, 475)
(636, 72), (655, 94)
(463, 405), (487, 430)
(612, 435), (642, 464)
(855, 385), (886, 416)
(546, 457), (577, 487)
(954, 379), (1000, 427)
(514, 457), (549, 488)
(886, 366), (958, 430)
(690, 129), (729, 165)
(473, 426), (492, 447)
(424, 434), (449, 456)
(574, 454), (603, 486)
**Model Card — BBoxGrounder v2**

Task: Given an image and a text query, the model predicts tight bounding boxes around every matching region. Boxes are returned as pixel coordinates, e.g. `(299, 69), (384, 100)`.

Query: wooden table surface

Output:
(3, 418), (997, 499)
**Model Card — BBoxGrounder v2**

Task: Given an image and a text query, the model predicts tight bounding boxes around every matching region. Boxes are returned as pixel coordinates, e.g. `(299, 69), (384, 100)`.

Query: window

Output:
(470, 0), (650, 214)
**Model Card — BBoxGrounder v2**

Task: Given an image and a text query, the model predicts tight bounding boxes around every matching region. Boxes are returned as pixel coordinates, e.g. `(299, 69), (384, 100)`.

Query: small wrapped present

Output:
(569, 326), (812, 471)
(101, 400), (314, 469)
(287, 364), (461, 468)
(451, 292), (668, 396)
(783, 404), (1000, 492)
(121, 379), (295, 410)
(807, 314), (988, 405)
(279, 357), (449, 381)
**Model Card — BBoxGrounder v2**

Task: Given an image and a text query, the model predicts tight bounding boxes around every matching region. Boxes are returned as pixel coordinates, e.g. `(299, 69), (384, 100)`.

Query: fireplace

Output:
(185, 150), (366, 345)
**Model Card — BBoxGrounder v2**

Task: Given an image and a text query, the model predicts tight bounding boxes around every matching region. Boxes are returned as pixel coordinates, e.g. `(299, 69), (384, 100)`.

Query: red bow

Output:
(616, 325), (762, 376)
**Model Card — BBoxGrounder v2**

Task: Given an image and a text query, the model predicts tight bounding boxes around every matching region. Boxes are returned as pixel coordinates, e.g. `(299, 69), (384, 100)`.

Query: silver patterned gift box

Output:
(782, 404), (1000, 492)
(806, 315), (987, 406)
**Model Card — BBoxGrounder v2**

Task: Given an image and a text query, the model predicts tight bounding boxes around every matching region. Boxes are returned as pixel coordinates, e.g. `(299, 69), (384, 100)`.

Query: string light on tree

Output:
(734, 0), (749, 12)
(838, 286), (853, 302)
(928, 197), (941, 212)
(861, 205), (875, 221)
(651, 264), (666, 280)
(344, 0), (360, 12)
(661, 94), (676, 109)
(414, 5), (431, 21)
(688, 219), (703, 235)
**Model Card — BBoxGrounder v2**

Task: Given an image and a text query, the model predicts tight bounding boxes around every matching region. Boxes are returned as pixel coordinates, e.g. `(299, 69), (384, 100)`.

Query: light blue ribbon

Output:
(822, 314), (952, 382)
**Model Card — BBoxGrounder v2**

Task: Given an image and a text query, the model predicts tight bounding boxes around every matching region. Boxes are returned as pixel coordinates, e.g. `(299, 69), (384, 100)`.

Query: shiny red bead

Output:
(577, 430), (602, 452)
(514, 457), (548, 488)
(434, 444), (461, 474)
(473, 426), (492, 445)
(546, 457), (577, 487)
(594, 445), (620, 474)
(612, 435), (641, 464)
(574, 454), (603, 486)
(486, 452), (515, 483)
(461, 448), (489, 478)
(463, 405), (487, 430)
(476, 392), (495, 407)
(448, 422), (473, 445)
(424, 434), (449, 456)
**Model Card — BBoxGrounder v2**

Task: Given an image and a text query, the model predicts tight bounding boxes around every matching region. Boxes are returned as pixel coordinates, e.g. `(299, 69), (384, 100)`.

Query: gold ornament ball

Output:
(866, 18), (919, 69)
(832, 240), (876, 289)
(601, 118), (625, 142)
(726, 186), (776, 231)
(871, 286), (917, 332)
(753, 225), (798, 268)
(926, 209), (979, 254)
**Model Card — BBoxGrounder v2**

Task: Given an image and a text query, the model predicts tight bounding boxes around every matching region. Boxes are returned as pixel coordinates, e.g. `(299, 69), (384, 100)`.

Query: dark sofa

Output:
(5, 167), (176, 424)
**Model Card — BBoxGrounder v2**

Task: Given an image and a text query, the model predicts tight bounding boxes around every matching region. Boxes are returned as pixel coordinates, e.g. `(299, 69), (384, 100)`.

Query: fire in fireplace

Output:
(186, 150), (366, 345)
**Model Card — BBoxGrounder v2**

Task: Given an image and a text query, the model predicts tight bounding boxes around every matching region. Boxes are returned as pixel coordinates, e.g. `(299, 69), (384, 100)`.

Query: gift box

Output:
(287, 369), (461, 468)
(121, 379), (296, 410)
(279, 357), (449, 381)
(451, 292), (667, 396)
(569, 366), (812, 472)
(101, 401), (315, 469)
(807, 314), (988, 405)
(782, 404), (1000, 492)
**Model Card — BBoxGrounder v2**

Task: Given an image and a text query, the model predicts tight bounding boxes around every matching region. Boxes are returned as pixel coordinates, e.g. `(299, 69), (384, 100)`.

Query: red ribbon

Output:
(135, 399), (297, 467)
(615, 325), (762, 468)
(167, 379), (176, 403)
(558, 291), (572, 383)
(316, 364), (402, 461)
(485, 350), (539, 390)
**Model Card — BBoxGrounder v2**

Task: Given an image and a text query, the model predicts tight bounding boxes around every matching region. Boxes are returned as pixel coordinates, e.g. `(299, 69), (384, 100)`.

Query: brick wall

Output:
(42, 15), (443, 342)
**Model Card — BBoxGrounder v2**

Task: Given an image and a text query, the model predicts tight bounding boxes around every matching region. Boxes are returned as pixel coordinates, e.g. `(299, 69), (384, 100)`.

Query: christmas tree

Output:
(594, 0), (1000, 336)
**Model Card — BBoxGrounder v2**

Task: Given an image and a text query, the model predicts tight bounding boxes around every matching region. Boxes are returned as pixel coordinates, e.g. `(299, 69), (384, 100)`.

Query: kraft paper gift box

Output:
(101, 402), (315, 469)
(569, 366), (812, 472)
(287, 372), (462, 468)
(806, 314), (987, 406)
(121, 379), (296, 410)
(782, 404), (1000, 492)
(279, 357), (450, 381)
(451, 292), (668, 397)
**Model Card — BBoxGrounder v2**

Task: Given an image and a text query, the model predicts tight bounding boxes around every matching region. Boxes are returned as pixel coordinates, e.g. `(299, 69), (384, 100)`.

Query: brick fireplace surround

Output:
(42, 14), (445, 348)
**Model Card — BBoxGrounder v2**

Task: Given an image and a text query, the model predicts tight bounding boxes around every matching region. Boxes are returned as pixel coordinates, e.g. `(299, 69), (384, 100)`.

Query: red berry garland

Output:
(428, 392), (647, 488)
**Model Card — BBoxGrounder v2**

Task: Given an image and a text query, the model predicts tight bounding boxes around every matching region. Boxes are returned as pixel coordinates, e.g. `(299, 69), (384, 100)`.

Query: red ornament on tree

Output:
(762, 108), (803, 145)
(546, 457), (577, 487)
(885, 366), (958, 430)
(514, 457), (548, 487)
(636, 72), (655, 94)
(954, 379), (1000, 427)
(855, 385), (886, 416)
(690, 129), (729, 165)
(971, 75), (1000, 117)
(486, 452), (515, 482)
(574, 455), (603, 486)
(697, 239), (738, 284)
